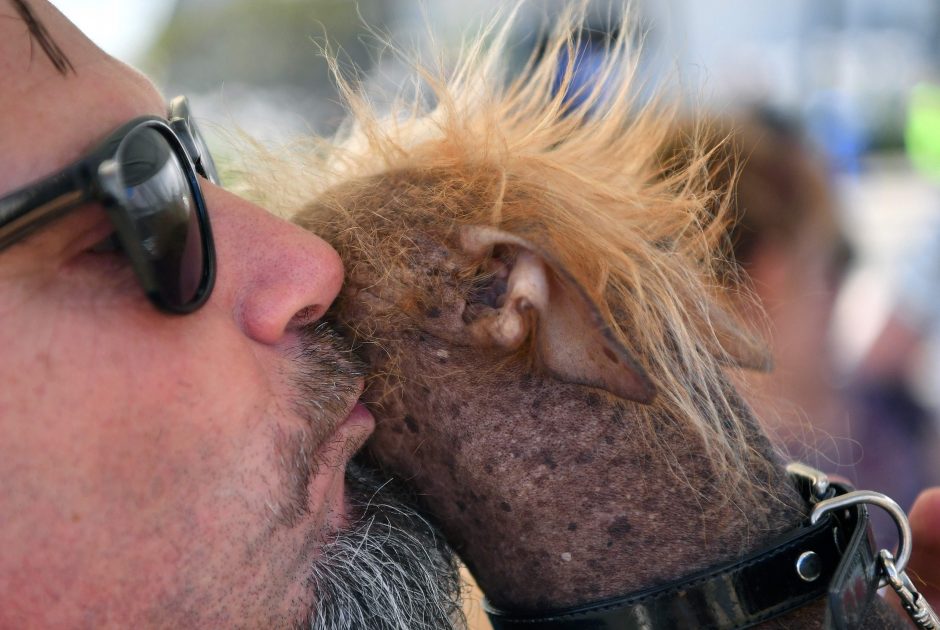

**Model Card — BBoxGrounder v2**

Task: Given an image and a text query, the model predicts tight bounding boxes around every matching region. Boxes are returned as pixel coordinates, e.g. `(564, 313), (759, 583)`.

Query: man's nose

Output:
(204, 186), (344, 345)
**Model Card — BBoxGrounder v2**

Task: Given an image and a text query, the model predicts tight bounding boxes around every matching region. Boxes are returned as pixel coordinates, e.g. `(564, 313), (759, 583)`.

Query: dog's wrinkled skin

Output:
(262, 9), (908, 628)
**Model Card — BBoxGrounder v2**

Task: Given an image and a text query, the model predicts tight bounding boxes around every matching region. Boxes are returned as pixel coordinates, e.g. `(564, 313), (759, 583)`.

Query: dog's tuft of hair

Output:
(239, 2), (776, 498)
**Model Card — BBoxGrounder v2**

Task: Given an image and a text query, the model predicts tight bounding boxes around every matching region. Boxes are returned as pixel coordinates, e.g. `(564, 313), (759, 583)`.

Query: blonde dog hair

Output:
(239, 3), (776, 498)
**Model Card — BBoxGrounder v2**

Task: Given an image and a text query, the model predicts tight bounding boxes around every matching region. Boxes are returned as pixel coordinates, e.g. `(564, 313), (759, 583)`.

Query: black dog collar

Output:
(484, 471), (880, 630)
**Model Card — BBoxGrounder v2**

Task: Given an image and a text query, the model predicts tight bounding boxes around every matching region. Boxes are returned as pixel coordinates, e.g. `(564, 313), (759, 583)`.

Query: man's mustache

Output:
(270, 321), (367, 529)
(291, 321), (366, 444)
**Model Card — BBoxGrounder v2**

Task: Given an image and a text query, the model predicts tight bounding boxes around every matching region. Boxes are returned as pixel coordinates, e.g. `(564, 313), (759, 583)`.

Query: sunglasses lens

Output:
(117, 126), (206, 308)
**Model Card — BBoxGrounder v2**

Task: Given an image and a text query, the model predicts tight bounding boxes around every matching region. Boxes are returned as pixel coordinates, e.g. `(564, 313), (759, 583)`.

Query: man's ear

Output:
(458, 225), (657, 404)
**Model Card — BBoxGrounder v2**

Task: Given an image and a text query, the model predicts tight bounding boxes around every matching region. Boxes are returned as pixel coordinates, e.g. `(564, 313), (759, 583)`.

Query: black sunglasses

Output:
(0, 96), (217, 314)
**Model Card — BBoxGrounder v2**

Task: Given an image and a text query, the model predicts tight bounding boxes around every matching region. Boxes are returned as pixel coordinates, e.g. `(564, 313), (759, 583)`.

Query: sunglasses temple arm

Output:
(0, 167), (93, 251)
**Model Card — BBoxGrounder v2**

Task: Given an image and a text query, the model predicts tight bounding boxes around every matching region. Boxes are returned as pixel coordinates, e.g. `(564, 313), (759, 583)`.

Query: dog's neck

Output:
(359, 333), (910, 628)
(366, 338), (783, 597)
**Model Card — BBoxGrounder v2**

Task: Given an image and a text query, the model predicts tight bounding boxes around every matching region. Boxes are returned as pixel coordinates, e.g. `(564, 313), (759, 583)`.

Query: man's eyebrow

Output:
(10, 0), (75, 75)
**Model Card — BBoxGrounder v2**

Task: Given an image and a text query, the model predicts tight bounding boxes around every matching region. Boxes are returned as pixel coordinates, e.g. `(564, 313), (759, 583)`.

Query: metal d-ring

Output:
(809, 490), (912, 586)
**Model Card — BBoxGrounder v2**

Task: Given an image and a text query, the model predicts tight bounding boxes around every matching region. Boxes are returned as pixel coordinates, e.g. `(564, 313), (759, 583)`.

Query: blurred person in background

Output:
(694, 109), (852, 444)
(666, 108), (940, 545)
(859, 81), (940, 436)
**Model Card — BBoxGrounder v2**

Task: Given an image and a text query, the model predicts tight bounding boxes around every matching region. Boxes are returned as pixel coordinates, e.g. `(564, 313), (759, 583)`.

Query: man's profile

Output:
(0, 1), (462, 627)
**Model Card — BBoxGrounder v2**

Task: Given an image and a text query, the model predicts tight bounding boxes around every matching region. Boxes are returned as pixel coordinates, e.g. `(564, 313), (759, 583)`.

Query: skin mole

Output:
(585, 392), (601, 409)
(538, 450), (558, 470)
(610, 403), (627, 426)
(606, 516), (633, 539)
(574, 451), (595, 465)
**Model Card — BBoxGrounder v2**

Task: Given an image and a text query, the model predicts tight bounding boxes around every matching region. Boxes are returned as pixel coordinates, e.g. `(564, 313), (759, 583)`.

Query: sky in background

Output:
(51, 0), (176, 64)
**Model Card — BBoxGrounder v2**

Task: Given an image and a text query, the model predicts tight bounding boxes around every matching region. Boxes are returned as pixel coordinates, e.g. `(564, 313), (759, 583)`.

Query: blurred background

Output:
(52, 0), (940, 625)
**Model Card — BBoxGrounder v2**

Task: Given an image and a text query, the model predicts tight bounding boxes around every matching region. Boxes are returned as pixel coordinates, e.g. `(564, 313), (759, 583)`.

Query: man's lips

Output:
(307, 399), (375, 531)
(316, 375), (371, 447)
(344, 401), (375, 432)
(314, 393), (376, 471)
(340, 380), (375, 444)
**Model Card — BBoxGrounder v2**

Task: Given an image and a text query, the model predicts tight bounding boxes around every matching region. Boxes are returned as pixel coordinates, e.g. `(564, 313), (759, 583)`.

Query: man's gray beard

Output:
(308, 460), (467, 630)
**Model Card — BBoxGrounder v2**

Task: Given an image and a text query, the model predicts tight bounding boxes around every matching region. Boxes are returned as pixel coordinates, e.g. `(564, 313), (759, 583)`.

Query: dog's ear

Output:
(458, 226), (656, 404)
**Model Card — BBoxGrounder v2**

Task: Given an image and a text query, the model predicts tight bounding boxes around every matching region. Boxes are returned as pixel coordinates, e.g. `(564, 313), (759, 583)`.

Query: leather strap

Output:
(826, 498), (879, 630)
(485, 484), (877, 630)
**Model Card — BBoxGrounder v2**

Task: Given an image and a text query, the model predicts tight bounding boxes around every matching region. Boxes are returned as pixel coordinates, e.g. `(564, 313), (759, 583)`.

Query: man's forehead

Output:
(0, 0), (162, 104)
(0, 1), (167, 192)
(0, 0), (85, 87)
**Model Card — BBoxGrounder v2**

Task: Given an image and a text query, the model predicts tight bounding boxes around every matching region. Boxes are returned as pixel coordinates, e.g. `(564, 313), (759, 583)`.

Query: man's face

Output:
(0, 3), (395, 627)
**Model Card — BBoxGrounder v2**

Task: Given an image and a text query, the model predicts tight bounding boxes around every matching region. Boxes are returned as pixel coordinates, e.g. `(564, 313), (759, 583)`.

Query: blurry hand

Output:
(888, 487), (940, 621)
(908, 487), (940, 607)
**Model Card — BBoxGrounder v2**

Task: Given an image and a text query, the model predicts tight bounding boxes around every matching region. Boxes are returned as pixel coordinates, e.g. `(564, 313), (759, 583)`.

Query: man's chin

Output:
(308, 458), (466, 630)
